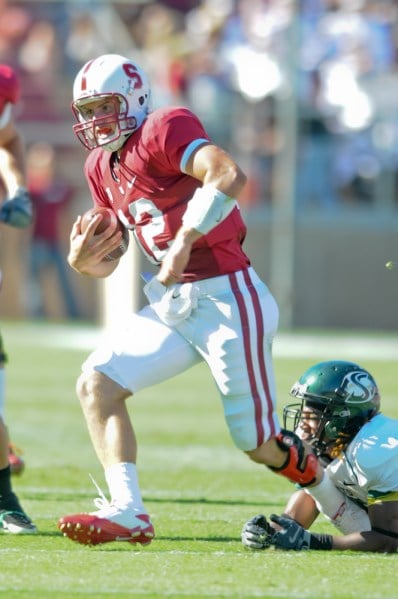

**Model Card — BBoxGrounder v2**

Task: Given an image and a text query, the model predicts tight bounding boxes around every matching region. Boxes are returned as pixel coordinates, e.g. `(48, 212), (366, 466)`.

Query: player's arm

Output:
(242, 489), (319, 549)
(67, 213), (122, 278)
(284, 489), (320, 528)
(330, 498), (398, 552)
(0, 121), (33, 227)
(243, 471), (393, 552)
(0, 120), (26, 194)
(262, 497), (398, 553)
(186, 143), (247, 198)
(157, 143), (247, 286)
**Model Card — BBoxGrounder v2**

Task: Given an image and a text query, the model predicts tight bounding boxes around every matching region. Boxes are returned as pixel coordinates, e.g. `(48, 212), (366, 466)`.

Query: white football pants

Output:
(82, 267), (280, 451)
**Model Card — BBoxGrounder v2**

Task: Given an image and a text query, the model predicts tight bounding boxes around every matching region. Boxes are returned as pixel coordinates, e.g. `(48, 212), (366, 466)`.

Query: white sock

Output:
(0, 369), (5, 419)
(105, 462), (145, 512)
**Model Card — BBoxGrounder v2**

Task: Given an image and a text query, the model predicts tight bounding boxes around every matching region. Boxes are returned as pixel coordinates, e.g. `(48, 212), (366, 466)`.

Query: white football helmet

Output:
(72, 54), (151, 152)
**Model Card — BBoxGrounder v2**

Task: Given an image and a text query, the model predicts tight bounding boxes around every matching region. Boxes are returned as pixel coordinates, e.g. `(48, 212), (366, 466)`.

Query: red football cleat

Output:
(8, 443), (25, 476)
(58, 511), (155, 546)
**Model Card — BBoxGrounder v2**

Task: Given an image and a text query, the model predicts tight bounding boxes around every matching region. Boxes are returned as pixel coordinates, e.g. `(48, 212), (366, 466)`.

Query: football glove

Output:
(241, 514), (274, 550)
(269, 514), (333, 551)
(0, 187), (33, 228)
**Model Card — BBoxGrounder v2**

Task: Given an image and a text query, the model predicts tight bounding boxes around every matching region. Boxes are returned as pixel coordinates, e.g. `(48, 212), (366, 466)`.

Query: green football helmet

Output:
(283, 360), (380, 457)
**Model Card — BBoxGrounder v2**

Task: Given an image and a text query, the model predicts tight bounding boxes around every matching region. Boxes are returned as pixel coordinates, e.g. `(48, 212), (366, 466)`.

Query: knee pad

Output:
(268, 429), (318, 487)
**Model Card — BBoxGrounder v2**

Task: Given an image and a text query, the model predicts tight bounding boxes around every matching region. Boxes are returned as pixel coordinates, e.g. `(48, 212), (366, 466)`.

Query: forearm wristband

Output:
(309, 533), (333, 550)
(182, 184), (237, 234)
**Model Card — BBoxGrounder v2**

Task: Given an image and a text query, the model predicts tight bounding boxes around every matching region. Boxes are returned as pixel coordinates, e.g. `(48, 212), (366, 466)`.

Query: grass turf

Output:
(0, 320), (397, 599)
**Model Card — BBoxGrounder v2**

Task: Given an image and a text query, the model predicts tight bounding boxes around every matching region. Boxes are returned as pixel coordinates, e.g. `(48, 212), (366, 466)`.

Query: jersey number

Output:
(128, 198), (172, 264)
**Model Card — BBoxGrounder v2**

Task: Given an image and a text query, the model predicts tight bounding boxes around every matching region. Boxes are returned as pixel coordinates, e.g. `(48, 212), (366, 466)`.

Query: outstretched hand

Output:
(242, 513), (314, 551)
(241, 514), (274, 550)
(269, 514), (311, 550)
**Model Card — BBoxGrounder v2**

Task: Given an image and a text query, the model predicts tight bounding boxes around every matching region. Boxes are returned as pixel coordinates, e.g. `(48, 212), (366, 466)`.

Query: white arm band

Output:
(306, 470), (371, 534)
(182, 184), (237, 235)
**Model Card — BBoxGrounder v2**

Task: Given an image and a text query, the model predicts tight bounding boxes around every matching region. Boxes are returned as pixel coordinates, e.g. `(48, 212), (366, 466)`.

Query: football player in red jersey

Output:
(59, 54), (323, 546)
(0, 64), (36, 534)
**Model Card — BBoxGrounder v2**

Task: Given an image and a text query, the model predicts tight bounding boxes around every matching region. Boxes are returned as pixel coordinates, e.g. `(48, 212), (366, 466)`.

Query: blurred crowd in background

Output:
(1, 0), (398, 210)
(0, 0), (398, 322)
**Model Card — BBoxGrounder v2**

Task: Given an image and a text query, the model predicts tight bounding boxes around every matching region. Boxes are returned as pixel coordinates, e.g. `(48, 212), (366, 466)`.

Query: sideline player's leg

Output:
(8, 442), (24, 475)
(0, 335), (35, 533)
(0, 417), (36, 533)
(0, 336), (25, 475)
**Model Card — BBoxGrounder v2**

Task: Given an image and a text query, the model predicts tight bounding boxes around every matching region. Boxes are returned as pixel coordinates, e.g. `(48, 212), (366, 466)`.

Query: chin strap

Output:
(268, 430), (319, 487)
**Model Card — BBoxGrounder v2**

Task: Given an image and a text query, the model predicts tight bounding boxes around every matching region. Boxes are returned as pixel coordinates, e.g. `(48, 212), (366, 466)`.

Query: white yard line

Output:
(274, 333), (398, 360)
(4, 322), (398, 360)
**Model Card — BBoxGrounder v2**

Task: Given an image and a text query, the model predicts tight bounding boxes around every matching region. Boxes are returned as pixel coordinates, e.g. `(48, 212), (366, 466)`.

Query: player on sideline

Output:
(0, 64), (36, 533)
(58, 54), (323, 546)
(242, 361), (398, 553)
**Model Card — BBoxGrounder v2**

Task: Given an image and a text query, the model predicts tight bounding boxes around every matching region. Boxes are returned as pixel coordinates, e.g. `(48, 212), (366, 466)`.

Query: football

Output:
(81, 206), (129, 261)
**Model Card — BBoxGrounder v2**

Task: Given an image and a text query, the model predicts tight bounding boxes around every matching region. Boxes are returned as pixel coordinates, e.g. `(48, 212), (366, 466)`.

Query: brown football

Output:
(81, 206), (129, 261)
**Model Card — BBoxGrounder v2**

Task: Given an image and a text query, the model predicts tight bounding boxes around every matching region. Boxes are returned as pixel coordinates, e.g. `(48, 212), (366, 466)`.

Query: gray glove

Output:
(0, 187), (33, 228)
(270, 514), (333, 550)
(269, 514), (311, 550)
(241, 514), (274, 550)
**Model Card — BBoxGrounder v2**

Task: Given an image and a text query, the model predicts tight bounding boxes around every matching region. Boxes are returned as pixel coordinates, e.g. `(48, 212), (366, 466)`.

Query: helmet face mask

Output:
(283, 361), (380, 459)
(71, 54), (151, 151)
(72, 94), (131, 151)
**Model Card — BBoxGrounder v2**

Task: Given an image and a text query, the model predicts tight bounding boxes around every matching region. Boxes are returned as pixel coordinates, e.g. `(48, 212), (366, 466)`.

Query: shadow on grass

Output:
(25, 531), (239, 547)
(25, 491), (277, 509)
(147, 496), (276, 508)
(150, 535), (238, 542)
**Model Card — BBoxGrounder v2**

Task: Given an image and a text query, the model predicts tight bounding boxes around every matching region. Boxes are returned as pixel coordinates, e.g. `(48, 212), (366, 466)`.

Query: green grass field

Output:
(1, 321), (397, 599)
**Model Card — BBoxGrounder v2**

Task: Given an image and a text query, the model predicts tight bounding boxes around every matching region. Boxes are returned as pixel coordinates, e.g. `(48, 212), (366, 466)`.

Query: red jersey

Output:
(84, 106), (250, 281)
